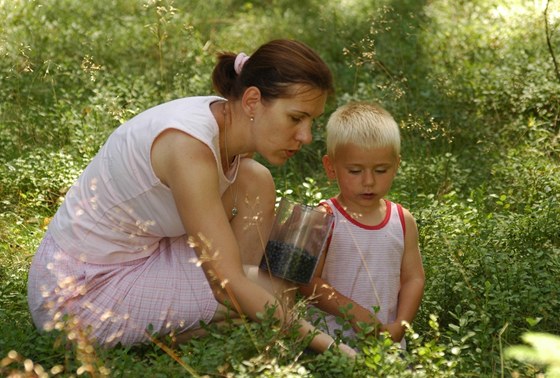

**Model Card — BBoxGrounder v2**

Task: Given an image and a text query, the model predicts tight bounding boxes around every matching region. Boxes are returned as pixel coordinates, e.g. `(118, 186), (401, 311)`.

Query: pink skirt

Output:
(27, 230), (218, 346)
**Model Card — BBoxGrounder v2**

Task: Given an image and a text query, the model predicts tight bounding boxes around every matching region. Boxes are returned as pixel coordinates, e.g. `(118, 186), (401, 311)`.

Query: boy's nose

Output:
(363, 171), (375, 186)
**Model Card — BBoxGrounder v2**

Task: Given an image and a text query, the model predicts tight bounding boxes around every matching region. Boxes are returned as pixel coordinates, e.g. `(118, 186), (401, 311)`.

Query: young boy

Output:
(300, 102), (425, 346)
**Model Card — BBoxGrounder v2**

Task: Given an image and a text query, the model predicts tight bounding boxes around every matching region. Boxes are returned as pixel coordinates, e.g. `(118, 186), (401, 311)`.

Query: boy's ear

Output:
(241, 86), (261, 118)
(322, 155), (337, 180)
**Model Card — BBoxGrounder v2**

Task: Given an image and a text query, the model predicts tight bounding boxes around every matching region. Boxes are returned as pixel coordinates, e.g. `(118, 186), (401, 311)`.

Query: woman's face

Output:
(253, 85), (327, 166)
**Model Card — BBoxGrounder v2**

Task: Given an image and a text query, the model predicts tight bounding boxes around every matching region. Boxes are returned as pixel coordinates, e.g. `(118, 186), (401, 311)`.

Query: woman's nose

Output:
(296, 122), (313, 145)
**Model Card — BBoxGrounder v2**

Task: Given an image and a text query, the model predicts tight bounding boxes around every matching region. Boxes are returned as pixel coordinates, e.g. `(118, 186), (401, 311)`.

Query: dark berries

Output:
(259, 240), (318, 284)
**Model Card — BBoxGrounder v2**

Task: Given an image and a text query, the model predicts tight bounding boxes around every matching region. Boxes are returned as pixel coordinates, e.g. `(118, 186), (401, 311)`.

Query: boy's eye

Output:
(290, 116), (303, 123)
(349, 169), (361, 174)
(375, 169), (388, 174)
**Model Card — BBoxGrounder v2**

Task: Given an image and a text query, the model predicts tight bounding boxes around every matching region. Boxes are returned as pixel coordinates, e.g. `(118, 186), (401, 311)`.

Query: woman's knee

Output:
(222, 158), (276, 264)
(233, 158), (276, 236)
(236, 158), (275, 204)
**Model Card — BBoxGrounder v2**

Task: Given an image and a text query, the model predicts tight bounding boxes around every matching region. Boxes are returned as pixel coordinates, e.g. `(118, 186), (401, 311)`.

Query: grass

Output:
(1, 0), (559, 376)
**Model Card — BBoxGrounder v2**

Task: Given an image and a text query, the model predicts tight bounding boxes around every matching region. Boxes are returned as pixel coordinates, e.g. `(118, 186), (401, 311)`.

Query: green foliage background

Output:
(1, 0), (559, 376)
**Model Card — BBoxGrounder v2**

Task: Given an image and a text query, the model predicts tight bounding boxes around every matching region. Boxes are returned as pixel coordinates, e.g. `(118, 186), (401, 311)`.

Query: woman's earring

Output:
(250, 116), (254, 122)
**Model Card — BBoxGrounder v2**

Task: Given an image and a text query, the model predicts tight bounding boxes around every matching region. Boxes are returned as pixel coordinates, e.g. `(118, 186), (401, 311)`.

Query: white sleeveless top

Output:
(321, 198), (406, 341)
(49, 96), (239, 264)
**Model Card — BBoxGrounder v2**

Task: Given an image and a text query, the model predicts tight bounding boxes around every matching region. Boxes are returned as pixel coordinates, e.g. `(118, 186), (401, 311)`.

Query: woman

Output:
(27, 39), (355, 357)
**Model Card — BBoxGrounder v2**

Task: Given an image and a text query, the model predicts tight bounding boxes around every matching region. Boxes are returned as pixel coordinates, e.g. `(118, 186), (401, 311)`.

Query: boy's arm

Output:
(299, 250), (382, 333)
(381, 208), (425, 342)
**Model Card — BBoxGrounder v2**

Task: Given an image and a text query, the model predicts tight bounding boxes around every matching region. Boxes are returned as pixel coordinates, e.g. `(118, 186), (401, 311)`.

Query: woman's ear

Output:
(322, 154), (337, 180)
(241, 86), (262, 118)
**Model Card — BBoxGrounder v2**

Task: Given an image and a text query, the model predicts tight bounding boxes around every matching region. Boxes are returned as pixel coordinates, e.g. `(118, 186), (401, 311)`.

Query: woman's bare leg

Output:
(222, 158), (276, 265)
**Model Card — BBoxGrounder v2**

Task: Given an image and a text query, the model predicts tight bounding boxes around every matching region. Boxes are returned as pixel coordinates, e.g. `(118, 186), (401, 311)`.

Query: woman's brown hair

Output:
(212, 39), (334, 101)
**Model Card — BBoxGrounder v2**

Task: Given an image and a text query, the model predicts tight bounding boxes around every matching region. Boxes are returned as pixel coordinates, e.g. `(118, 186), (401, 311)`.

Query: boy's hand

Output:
(350, 306), (382, 336)
(380, 321), (405, 342)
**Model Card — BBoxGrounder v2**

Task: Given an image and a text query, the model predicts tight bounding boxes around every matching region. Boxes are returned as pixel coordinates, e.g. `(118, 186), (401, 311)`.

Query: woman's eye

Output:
(291, 116), (302, 123)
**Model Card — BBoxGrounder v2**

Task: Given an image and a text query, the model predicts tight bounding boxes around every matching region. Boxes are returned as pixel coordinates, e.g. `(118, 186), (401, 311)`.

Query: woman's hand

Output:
(335, 342), (358, 359)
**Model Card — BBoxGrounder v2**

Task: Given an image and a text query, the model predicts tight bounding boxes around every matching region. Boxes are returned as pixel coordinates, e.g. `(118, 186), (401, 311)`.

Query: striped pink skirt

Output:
(27, 230), (218, 346)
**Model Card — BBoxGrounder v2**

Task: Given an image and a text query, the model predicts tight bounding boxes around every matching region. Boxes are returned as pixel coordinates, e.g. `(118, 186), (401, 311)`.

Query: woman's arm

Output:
(152, 130), (355, 356)
(153, 129), (284, 320)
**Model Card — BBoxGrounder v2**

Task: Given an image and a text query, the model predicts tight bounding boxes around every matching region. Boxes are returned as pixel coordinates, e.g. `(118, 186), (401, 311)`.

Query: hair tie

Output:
(234, 52), (250, 75)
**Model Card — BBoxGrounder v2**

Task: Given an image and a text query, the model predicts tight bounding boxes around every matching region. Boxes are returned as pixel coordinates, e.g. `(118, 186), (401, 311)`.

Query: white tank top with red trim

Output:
(320, 198), (405, 341)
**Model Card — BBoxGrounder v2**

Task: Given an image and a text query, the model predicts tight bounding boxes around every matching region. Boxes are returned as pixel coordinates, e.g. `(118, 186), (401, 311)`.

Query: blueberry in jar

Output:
(260, 240), (318, 284)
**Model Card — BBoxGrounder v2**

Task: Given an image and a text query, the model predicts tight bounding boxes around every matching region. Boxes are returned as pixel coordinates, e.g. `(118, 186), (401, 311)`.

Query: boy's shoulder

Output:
(316, 199), (335, 214)
(386, 199), (414, 217)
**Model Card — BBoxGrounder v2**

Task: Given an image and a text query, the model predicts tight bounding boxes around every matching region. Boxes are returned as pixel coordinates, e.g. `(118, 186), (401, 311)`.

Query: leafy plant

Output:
(506, 332), (560, 377)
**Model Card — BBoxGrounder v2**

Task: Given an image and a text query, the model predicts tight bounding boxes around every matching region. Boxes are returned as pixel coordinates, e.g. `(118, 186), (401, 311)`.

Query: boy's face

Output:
(322, 143), (400, 212)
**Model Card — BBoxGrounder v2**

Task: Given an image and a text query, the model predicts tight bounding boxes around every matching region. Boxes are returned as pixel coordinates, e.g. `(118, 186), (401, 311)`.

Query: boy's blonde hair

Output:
(325, 102), (400, 158)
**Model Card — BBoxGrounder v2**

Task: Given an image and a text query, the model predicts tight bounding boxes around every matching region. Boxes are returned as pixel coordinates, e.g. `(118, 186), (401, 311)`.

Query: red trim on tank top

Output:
(319, 201), (335, 250)
(396, 203), (406, 236)
(330, 198), (392, 230)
